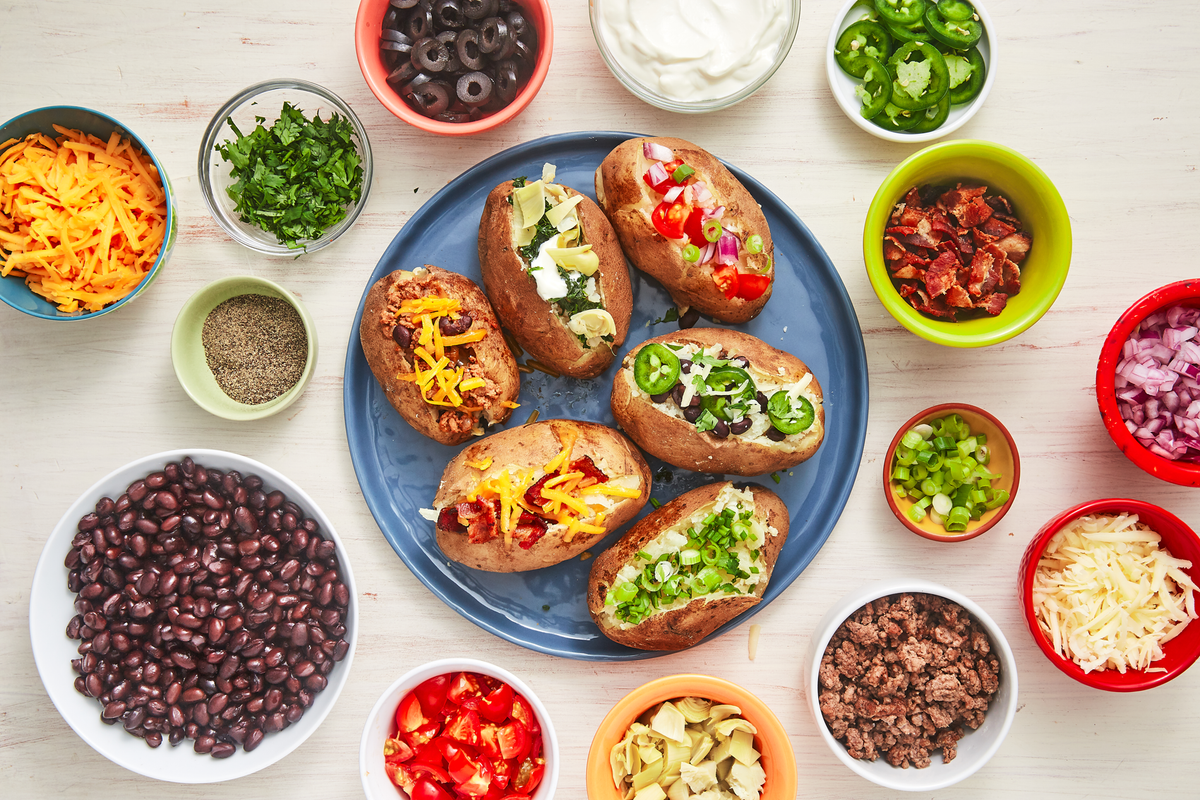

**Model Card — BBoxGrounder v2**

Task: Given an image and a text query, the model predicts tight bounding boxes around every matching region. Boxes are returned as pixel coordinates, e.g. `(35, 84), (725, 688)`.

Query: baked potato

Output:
(611, 328), (825, 476)
(479, 163), (633, 379)
(427, 419), (652, 572)
(595, 136), (774, 324)
(587, 481), (789, 651)
(359, 265), (519, 446)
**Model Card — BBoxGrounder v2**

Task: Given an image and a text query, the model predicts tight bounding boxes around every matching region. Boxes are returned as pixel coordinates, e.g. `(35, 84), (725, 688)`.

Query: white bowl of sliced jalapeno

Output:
(826, 0), (997, 142)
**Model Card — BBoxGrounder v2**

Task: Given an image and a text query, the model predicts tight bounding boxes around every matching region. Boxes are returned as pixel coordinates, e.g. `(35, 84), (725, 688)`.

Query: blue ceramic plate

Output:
(344, 131), (868, 660)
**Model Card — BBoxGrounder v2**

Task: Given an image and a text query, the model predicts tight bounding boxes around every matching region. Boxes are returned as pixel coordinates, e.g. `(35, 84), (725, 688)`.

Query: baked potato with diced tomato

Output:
(428, 419), (652, 572)
(587, 481), (789, 651)
(359, 265), (520, 446)
(595, 136), (774, 324)
(479, 166), (633, 379)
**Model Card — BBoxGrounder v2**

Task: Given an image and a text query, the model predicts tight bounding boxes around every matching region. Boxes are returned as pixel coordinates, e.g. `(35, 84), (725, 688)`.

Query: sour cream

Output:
(597, 0), (792, 103)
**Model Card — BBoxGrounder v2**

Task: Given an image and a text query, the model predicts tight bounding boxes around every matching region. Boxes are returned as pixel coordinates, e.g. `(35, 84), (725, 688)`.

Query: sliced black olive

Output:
(498, 0), (515, 12)
(407, 81), (452, 116)
(387, 61), (420, 86)
(436, 29), (458, 45)
(730, 418), (753, 435)
(711, 420), (730, 439)
(493, 59), (520, 103)
(434, 111), (474, 123)
(381, 29), (413, 44)
(487, 28), (516, 60)
(505, 10), (528, 38)
(405, 6), (434, 39)
(434, 0), (466, 29)
(456, 29), (485, 70)
(413, 37), (451, 72)
(384, 7), (401, 28)
(478, 16), (509, 54)
(463, 0), (498, 19)
(512, 37), (534, 66)
(390, 0), (421, 8)
(456, 71), (493, 105)
(405, 71), (433, 92)
(444, 52), (464, 73)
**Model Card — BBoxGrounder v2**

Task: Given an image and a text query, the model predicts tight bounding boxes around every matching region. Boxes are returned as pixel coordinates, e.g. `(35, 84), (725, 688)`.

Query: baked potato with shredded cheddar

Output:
(427, 419), (651, 572)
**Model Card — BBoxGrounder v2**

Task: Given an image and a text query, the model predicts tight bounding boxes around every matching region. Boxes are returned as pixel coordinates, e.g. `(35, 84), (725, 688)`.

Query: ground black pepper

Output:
(201, 293), (308, 405)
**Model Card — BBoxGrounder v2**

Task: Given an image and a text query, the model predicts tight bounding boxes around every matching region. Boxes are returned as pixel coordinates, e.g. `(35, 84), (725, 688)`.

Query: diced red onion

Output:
(693, 181), (713, 205)
(643, 142), (675, 163)
(698, 242), (716, 265)
(646, 161), (669, 187)
(716, 231), (738, 265)
(663, 185), (684, 203)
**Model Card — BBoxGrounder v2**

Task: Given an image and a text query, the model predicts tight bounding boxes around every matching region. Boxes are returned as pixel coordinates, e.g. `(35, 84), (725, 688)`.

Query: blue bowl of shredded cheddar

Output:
(0, 105), (176, 320)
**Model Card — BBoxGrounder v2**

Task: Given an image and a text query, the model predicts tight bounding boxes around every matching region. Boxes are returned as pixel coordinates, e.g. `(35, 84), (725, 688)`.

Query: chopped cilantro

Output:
(541, 604), (550, 611)
(551, 267), (603, 319)
(215, 102), (364, 250)
(650, 307), (679, 325)
(771, 472), (781, 484)
(695, 410), (719, 433)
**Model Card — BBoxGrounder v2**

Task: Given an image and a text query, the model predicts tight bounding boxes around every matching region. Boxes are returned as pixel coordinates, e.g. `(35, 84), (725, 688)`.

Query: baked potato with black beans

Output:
(479, 164), (632, 378)
(426, 419), (651, 572)
(611, 328), (825, 476)
(359, 265), (519, 446)
(595, 136), (774, 323)
(587, 482), (789, 651)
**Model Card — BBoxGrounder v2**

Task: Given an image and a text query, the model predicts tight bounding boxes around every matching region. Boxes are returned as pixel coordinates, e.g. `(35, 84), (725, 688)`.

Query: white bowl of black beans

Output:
(29, 450), (357, 783)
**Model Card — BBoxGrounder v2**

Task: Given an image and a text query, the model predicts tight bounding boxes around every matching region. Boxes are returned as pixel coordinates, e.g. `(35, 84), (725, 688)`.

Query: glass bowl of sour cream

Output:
(589, 0), (801, 112)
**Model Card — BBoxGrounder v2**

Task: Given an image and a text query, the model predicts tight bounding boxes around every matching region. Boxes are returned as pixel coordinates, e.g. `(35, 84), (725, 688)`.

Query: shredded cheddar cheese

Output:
(0, 126), (168, 313)
(393, 298), (495, 410)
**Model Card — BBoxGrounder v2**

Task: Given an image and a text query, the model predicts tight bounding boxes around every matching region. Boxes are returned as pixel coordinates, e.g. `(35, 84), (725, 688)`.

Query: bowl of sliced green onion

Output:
(884, 403), (1019, 542)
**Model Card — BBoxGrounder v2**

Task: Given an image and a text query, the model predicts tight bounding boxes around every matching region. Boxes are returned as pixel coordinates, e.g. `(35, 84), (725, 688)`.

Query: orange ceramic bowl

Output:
(355, 0), (553, 135)
(884, 403), (1020, 542)
(585, 674), (796, 800)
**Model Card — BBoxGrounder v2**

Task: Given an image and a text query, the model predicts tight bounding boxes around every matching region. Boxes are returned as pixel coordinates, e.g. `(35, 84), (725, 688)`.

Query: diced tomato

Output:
(446, 748), (480, 786)
(510, 694), (540, 738)
(396, 691), (427, 733)
(400, 719), (441, 749)
(433, 736), (476, 765)
(496, 719), (529, 761)
(384, 736), (415, 764)
(478, 682), (513, 724)
(735, 273), (771, 301)
(478, 724), (502, 760)
(500, 795), (533, 800)
(512, 757), (545, 794)
(415, 674), (450, 718)
(447, 672), (482, 704)
(651, 200), (690, 240)
(712, 263), (740, 299)
(410, 777), (455, 800)
(411, 742), (447, 769)
(410, 763), (452, 784)
(489, 756), (512, 790)
(642, 158), (684, 193)
(385, 761), (414, 791)
(457, 756), (494, 797)
(444, 708), (482, 746)
(684, 206), (710, 248)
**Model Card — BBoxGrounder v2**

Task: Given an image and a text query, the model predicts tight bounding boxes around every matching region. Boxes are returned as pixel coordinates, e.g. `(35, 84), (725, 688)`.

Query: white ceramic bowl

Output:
(825, 0), (998, 142)
(360, 658), (559, 800)
(802, 579), (1018, 792)
(29, 449), (358, 783)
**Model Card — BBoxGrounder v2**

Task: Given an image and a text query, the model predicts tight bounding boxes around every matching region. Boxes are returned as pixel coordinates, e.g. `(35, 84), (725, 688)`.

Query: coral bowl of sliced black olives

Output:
(356, 0), (552, 135)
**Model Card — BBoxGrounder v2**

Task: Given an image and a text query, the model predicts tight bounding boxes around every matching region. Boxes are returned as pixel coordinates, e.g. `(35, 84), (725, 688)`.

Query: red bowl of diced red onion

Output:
(1097, 279), (1200, 487)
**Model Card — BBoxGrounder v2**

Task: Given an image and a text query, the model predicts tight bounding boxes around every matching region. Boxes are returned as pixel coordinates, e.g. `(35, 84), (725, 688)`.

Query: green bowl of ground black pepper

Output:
(171, 275), (317, 420)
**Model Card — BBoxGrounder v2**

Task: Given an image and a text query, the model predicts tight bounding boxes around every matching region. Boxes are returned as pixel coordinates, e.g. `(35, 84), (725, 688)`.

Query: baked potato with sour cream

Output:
(359, 265), (519, 446)
(595, 136), (774, 324)
(587, 482), (789, 651)
(610, 328), (825, 476)
(479, 163), (633, 378)
(427, 419), (651, 572)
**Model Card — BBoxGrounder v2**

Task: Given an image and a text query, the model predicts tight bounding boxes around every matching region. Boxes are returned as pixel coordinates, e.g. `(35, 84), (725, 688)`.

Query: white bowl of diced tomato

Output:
(360, 658), (558, 800)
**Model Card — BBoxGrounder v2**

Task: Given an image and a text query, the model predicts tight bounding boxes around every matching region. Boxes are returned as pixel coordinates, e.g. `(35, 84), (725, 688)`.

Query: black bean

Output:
(711, 420), (730, 439)
(766, 426), (787, 441)
(730, 418), (753, 435)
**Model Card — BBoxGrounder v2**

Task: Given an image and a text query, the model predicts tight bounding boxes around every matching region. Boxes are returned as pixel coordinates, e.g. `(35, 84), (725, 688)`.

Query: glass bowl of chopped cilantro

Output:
(199, 80), (373, 255)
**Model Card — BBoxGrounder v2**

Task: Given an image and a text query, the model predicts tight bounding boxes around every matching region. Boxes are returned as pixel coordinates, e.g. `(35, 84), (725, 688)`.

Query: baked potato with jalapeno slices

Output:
(587, 481), (789, 651)
(427, 419), (652, 572)
(594, 136), (774, 324)
(610, 328), (825, 476)
(479, 163), (633, 378)
(359, 265), (520, 446)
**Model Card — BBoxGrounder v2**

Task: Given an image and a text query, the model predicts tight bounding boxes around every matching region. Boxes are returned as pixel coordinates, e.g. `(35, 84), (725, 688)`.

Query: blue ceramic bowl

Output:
(0, 106), (177, 320)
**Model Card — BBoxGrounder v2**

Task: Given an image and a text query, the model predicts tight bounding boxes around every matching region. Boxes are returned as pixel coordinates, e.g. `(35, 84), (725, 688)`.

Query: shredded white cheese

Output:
(1032, 513), (1198, 673)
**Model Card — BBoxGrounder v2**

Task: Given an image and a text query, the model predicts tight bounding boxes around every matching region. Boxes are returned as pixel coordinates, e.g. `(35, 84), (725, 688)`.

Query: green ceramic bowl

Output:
(864, 140), (1072, 347)
(171, 276), (317, 420)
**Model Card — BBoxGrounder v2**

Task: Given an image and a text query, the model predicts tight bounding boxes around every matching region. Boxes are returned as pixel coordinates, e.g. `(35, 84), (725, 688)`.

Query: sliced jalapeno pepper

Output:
(700, 367), (755, 422)
(874, 0), (926, 27)
(887, 41), (949, 111)
(910, 92), (950, 132)
(884, 18), (929, 43)
(937, 0), (975, 21)
(633, 343), (681, 396)
(835, 20), (893, 78)
(924, 4), (982, 49)
(767, 391), (815, 435)
(946, 45), (985, 104)
(854, 57), (892, 119)
(873, 102), (923, 131)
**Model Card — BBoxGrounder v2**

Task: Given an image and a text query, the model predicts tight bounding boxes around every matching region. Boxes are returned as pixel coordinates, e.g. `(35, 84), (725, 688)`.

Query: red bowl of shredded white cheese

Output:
(1019, 498), (1200, 691)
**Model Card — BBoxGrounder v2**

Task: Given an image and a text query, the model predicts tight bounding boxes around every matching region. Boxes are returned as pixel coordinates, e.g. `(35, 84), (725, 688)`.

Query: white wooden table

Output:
(3, 1), (1199, 797)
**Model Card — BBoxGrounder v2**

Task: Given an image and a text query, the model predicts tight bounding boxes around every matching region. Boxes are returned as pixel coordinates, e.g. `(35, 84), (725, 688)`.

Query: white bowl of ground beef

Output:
(803, 580), (1018, 791)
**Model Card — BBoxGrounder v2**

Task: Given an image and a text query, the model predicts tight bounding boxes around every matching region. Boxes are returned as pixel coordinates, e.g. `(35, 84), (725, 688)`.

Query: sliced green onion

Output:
(672, 164), (695, 183)
(682, 243), (701, 262)
(702, 218), (723, 243)
(747, 234), (764, 254)
(679, 548), (701, 566)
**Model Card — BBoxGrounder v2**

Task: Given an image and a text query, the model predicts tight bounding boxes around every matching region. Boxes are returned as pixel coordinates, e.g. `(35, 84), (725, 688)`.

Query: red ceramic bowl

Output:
(1096, 279), (1200, 487)
(1018, 498), (1200, 691)
(884, 403), (1020, 542)
(355, 0), (553, 135)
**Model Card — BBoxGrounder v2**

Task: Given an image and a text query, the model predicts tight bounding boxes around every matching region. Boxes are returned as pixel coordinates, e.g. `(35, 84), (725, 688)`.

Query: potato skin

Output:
(587, 482), (789, 651)
(610, 328), (825, 476)
(594, 136), (774, 324)
(479, 180), (633, 378)
(434, 420), (652, 572)
(359, 266), (519, 446)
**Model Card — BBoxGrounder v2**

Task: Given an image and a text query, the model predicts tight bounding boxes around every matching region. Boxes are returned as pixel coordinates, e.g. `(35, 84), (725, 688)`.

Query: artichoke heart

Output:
(568, 309), (616, 340)
(650, 701), (689, 743)
(676, 696), (714, 724)
(715, 717), (759, 739)
(548, 243), (598, 274)
(513, 179), (545, 228)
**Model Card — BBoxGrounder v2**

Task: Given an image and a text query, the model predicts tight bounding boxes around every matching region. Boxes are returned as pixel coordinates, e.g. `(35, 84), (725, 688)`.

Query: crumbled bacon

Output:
(445, 499), (498, 544)
(883, 182), (1031, 322)
(515, 512), (548, 550)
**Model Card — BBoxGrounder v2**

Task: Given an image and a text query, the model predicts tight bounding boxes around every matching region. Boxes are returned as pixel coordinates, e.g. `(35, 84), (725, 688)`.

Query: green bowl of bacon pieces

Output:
(864, 139), (1072, 347)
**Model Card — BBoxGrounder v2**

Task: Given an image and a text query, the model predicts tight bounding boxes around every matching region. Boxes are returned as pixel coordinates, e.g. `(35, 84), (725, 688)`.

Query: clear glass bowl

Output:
(197, 80), (373, 256)
(588, 0), (801, 113)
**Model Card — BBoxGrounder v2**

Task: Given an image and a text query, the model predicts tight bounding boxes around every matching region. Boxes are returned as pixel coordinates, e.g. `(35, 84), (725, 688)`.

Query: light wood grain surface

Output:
(3, 1), (1199, 797)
